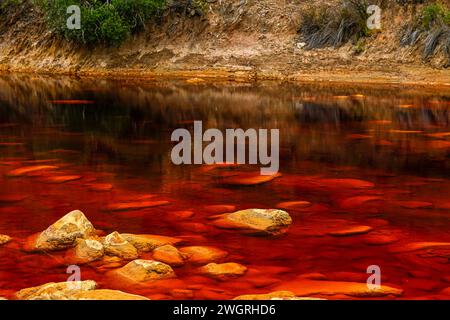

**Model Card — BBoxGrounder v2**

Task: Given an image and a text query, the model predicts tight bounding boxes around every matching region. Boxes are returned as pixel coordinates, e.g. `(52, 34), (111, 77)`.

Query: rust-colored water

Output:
(0, 75), (449, 299)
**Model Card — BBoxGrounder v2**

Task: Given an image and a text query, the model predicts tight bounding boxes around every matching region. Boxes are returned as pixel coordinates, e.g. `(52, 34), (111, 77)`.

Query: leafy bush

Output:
(298, 0), (374, 49)
(35, 0), (166, 46)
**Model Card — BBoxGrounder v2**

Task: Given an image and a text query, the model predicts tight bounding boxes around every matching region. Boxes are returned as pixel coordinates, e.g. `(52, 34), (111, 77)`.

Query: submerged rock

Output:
(115, 259), (176, 282)
(276, 201), (312, 210)
(104, 200), (169, 212)
(43, 175), (82, 184)
(272, 279), (403, 297)
(199, 262), (247, 280)
(16, 280), (97, 300)
(179, 246), (228, 264)
(328, 226), (373, 237)
(103, 232), (138, 260)
(234, 291), (320, 300)
(33, 210), (96, 251)
(73, 289), (148, 300)
(152, 245), (186, 267)
(221, 173), (281, 186)
(211, 209), (292, 236)
(339, 196), (383, 209)
(122, 234), (182, 252)
(0, 234), (11, 246)
(6, 165), (58, 177)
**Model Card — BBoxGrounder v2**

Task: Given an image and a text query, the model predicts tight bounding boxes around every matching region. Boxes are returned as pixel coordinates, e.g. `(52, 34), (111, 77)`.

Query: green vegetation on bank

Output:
(33, 0), (166, 46)
(401, 1), (450, 61)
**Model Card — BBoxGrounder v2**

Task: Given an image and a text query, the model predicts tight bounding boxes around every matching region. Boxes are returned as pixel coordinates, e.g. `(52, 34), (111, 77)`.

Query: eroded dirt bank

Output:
(0, 0), (449, 86)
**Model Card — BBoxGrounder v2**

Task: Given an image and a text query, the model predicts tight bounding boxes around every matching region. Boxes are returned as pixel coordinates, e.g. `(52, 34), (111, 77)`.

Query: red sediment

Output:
(103, 200), (170, 211)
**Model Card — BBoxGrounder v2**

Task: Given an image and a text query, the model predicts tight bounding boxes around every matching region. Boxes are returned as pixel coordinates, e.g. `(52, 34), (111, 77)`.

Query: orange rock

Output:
(42, 175), (82, 184)
(339, 196), (382, 209)
(6, 165), (58, 177)
(121, 234), (182, 252)
(73, 289), (148, 300)
(222, 172), (281, 186)
(104, 200), (169, 211)
(114, 259), (176, 282)
(328, 225), (373, 237)
(0, 234), (11, 246)
(276, 201), (312, 210)
(273, 279), (402, 297)
(199, 262), (247, 280)
(179, 246), (228, 265)
(152, 245), (186, 267)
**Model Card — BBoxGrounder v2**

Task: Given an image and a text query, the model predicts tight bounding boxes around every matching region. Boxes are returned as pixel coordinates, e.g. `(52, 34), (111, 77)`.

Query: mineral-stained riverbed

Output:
(0, 74), (449, 300)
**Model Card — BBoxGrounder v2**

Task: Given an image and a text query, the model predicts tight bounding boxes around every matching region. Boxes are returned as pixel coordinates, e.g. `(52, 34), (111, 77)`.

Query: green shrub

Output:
(35, 0), (166, 46)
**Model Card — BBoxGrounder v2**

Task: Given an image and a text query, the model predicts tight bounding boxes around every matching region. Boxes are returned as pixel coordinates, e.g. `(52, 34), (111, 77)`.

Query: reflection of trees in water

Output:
(0, 74), (449, 176)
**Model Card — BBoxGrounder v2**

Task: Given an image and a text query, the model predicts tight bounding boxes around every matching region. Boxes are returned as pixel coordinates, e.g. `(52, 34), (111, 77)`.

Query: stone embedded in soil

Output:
(121, 234), (182, 252)
(6, 165), (58, 177)
(390, 242), (450, 253)
(273, 279), (403, 298)
(179, 246), (228, 265)
(33, 210), (96, 251)
(115, 259), (176, 282)
(339, 196), (383, 209)
(73, 238), (104, 263)
(199, 262), (247, 280)
(15, 280), (97, 300)
(72, 289), (148, 300)
(221, 172), (282, 186)
(42, 175), (82, 184)
(211, 208), (292, 236)
(328, 225), (373, 237)
(152, 245), (186, 267)
(103, 231), (139, 260)
(276, 201), (312, 210)
(0, 234), (11, 246)
(103, 200), (169, 211)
